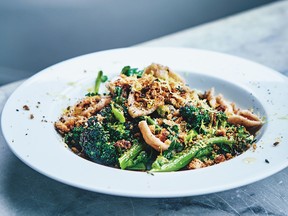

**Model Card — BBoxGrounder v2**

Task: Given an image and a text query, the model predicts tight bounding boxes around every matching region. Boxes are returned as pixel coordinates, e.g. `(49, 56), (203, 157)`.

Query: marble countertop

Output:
(1, 1), (288, 215)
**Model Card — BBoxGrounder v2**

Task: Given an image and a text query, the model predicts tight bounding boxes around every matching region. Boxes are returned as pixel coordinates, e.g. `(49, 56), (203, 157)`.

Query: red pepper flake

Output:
(23, 105), (30, 111)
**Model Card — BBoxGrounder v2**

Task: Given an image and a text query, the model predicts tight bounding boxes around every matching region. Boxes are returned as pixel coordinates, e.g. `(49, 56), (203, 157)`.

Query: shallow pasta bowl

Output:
(1, 47), (288, 197)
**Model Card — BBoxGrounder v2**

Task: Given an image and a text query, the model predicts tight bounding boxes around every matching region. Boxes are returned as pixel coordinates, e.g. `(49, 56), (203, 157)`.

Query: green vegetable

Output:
(170, 125), (179, 133)
(97, 106), (115, 123)
(104, 122), (131, 143)
(121, 66), (143, 78)
(101, 75), (108, 82)
(145, 116), (157, 126)
(157, 105), (170, 117)
(125, 151), (150, 171)
(234, 125), (254, 154)
(144, 116), (161, 133)
(60, 65), (259, 173)
(184, 129), (198, 144)
(97, 105), (131, 142)
(78, 119), (118, 166)
(64, 126), (84, 146)
(179, 105), (210, 132)
(113, 86), (126, 105)
(151, 137), (234, 172)
(215, 111), (228, 128)
(118, 141), (144, 169)
(111, 103), (126, 123)
(94, 70), (108, 94)
(163, 139), (184, 159)
(65, 111), (135, 168)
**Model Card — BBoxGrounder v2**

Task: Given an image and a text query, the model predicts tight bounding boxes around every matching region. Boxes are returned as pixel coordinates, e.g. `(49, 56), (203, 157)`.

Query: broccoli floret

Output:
(104, 122), (131, 143)
(179, 105), (210, 131)
(215, 111), (228, 128)
(64, 125), (85, 149)
(79, 121), (118, 167)
(236, 125), (251, 139)
(100, 144), (118, 165)
(112, 86), (126, 105)
(170, 125), (179, 133)
(67, 112), (139, 168)
(215, 125), (254, 155)
(235, 125), (254, 151)
(184, 129), (198, 144)
(98, 102), (130, 126)
(114, 86), (122, 97)
(121, 66), (143, 78)
(97, 106), (115, 123)
(90, 105), (131, 142)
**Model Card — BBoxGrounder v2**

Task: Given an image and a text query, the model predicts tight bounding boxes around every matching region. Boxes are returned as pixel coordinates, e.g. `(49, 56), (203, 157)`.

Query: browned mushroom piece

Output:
(143, 63), (185, 83)
(138, 120), (170, 152)
(73, 95), (111, 117)
(227, 109), (262, 128)
(210, 92), (263, 129)
(206, 88), (217, 108)
(106, 74), (136, 95)
(127, 92), (164, 118)
(216, 95), (262, 128)
(54, 95), (111, 134)
(216, 94), (234, 115)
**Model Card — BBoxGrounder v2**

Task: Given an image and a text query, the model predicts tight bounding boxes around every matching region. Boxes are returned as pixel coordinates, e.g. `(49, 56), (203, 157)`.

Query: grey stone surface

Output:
(0, 0), (275, 85)
(1, 1), (288, 215)
(139, 0), (288, 77)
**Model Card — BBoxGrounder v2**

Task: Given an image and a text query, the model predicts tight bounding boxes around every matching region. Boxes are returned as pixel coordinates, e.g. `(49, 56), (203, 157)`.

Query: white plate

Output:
(2, 47), (288, 198)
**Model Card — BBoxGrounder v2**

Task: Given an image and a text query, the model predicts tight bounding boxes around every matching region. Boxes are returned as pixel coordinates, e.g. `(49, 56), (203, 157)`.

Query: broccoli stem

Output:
(145, 116), (157, 126)
(144, 116), (161, 132)
(94, 70), (103, 94)
(150, 137), (234, 172)
(126, 163), (146, 171)
(111, 103), (125, 123)
(118, 142), (143, 169)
